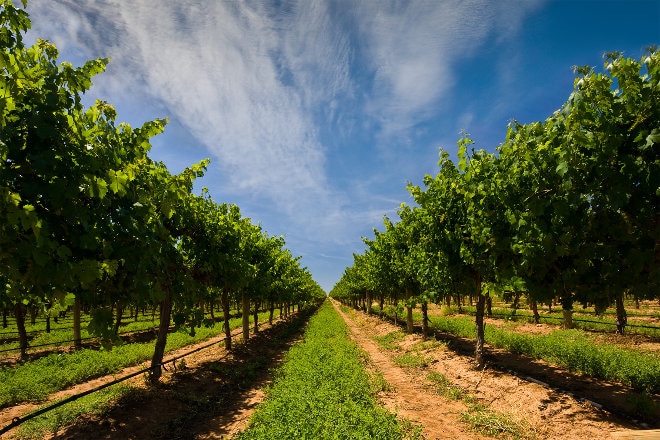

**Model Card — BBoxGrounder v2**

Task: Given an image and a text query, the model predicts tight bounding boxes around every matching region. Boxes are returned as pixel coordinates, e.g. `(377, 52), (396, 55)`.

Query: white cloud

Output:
(24, 0), (543, 289)
(356, 0), (543, 141)
(28, 0), (342, 221)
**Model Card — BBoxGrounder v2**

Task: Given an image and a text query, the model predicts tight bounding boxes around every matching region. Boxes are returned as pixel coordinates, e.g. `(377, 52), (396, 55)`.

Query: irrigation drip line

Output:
(0, 328), (158, 355)
(463, 311), (660, 331)
(0, 309), (274, 356)
(0, 310), (239, 337)
(624, 323), (660, 330)
(0, 325), (179, 355)
(0, 325), (245, 437)
(0, 321), (155, 336)
(0, 317), (160, 336)
(0, 329), (43, 336)
(0, 336), (98, 354)
(358, 305), (658, 429)
(498, 365), (654, 429)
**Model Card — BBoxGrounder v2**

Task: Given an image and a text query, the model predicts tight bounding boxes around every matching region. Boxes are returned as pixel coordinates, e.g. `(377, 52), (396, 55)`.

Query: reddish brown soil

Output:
(1, 302), (658, 440)
(0, 312), (312, 440)
(333, 300), (658, 440)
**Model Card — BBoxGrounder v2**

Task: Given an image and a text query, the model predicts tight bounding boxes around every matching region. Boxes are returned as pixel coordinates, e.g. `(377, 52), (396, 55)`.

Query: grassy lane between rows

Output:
(14, 384), (137, 440)
(428, 314), (660, 394)
(373, 306), (660, 394)
(236, 300), (422, 440)
(0, 317), (162, 353)
(369, 325), (533, 440)
(434, 304), (660, 338)
(11, 307), (305, 440)
(0, 310), (279, 408)
(0, 309), (248, 353)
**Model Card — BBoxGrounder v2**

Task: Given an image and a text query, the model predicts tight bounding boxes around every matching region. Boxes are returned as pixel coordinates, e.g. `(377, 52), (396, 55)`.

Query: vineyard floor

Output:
(2, 302), (657, 439)
(0, 311), (313, 440)
(332, 301), (652, 440)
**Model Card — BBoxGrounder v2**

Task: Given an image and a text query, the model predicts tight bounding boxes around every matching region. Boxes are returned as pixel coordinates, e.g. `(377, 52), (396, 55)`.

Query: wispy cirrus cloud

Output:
(25, 0), (542, 289)
(355, 0), (542, 142)
(29, 0), (341, 220)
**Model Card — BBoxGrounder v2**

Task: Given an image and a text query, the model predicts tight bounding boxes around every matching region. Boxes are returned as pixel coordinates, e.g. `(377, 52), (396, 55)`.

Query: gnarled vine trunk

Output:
(242, 289), (250, 342)
(405, 287), (413, 334)
(474, 273), (487, 369)
(421, 301), (429, 340)
(149, 285), (172, 383)
(615, 292), (627, 335)
(253, 300), (260, 334)
(530, 298), (540, 324)
(221, 287), (232, 351)
(561, 293), (573, 329)
(14, 302), (28, 359)
(114, 302), (124, 335)
(73, 296), (82, 349)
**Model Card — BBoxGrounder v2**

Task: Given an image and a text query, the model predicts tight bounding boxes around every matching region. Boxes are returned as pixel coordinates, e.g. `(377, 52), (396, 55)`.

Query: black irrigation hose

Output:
(497, 366), (656, 429)
(0, 320), (156, 336)
(464, 311), (660, 331)
(0, 316), (159, 336)
(0, 364), (150, 436)
(0, 309), (269, 355)
(0, 310), (238, 337)
(350, 303), (658, 429)
(0, 322), (206, 355)
(0, 336), (98, 354)
(0, 327), (162, 355)
(0, 325), (245, 437)
(0, 329), (43, 336)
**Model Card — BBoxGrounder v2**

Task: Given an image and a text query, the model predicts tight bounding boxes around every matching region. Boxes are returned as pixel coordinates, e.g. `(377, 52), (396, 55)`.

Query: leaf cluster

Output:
(333, 48), (660, 316)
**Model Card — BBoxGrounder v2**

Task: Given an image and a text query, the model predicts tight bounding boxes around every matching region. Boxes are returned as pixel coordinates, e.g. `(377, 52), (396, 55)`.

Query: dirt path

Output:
(0, 329), (228, 434)
(2, 303), (655, 439)
(0, 312), (312, 440)
(333, 301), (488, 440)
(332, 300), (642, 440)
(423, 306), (660, 426)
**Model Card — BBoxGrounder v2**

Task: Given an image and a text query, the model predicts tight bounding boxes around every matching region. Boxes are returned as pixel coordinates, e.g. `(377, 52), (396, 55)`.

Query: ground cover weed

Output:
(426, 315), (660, 393)
(461, 403), (532, 440)
(425, 371), (530, 439)
(393, 352), (431, 369)
(236, 301), (418, 439)
(374, 330), (406, 351)
(426, 371), (468, 401)
(0, 313), (268, 408)
(14, 384), (135, 440)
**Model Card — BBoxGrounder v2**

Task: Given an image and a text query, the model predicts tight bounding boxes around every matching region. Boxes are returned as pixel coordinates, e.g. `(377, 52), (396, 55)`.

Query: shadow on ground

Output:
(359, 307), (659, 427)
(50, 307), (317, 440)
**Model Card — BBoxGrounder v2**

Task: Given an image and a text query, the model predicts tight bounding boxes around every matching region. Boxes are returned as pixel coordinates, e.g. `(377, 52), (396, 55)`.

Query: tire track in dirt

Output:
(0, 329), (237, 437)
(332, 300), (489, 440)
(0, 314), (303, 440)
(332, 300), (642, 440)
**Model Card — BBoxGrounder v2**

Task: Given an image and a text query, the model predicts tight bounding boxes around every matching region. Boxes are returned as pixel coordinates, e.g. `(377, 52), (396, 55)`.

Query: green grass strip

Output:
(367, 306), (659, 393)
(15, 385), (136, 440)
(452, 305), (660, 337)
(428, 314), (660, 393)
(236, 301), (417, 440)
(0, 311), (276, 408)
(0, 318), (161, 353)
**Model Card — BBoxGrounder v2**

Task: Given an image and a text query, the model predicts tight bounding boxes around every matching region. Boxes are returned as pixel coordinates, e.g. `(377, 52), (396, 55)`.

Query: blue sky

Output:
(24, 1), (659, 292)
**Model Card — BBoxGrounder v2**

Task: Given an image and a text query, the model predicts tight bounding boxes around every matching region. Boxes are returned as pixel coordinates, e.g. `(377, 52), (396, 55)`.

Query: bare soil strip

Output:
(0, 311), (313, 440)
(332, 300), (646, 440)
(2, 303), (657, 439)
(332, 301), (488, 440)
